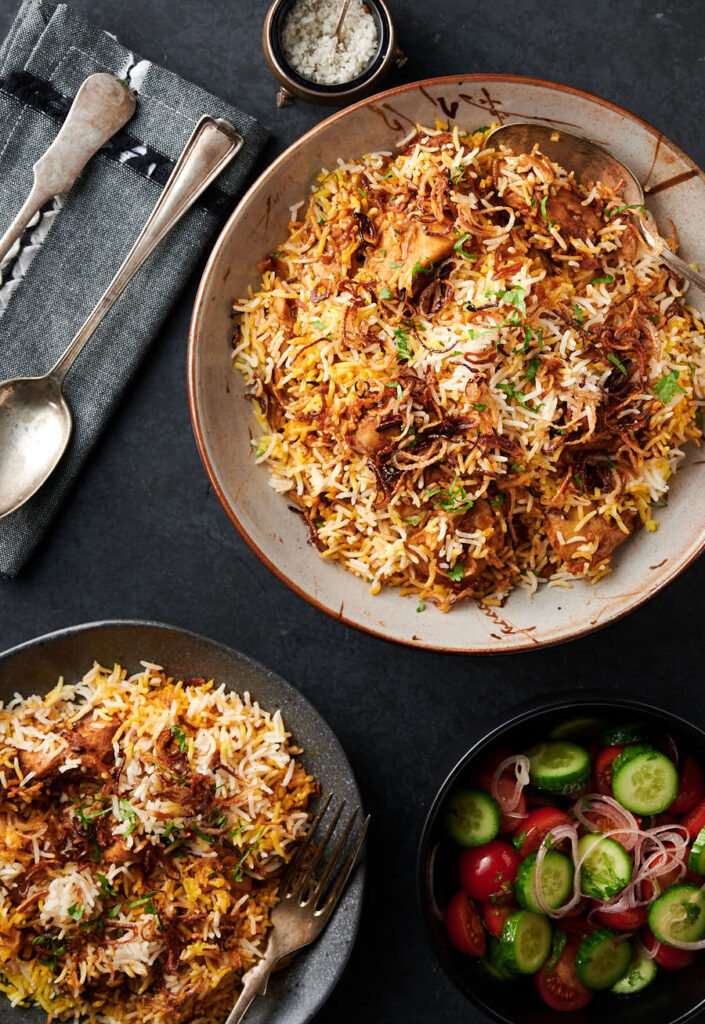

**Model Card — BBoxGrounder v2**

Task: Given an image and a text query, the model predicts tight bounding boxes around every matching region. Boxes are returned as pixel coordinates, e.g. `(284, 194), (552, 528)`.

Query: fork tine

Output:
(292, 799), (347, 900)
(318, 814), (369, 916)
(281, 792), (332, 894)
(312, 808), (359, 903)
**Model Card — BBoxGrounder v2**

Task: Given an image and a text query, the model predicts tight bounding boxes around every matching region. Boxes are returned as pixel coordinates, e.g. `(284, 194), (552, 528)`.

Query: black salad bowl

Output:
(417, 696), (705, 1024)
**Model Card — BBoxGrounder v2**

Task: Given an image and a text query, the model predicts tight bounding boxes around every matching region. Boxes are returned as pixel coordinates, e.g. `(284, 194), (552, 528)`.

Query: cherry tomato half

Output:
(682, 797), (705, 841)
(556, 913), (596, 944)
(594, 904), (648, 930)
(444, 891), (486, 956)
(514, 807), (573, 858)
(460, 840), (520, 904)
(535, 943), (593, 1012)
(481, 901), (516, 938)
(669, 756), (705, 815)
(476, 773), (527, 832)
(594, 745), (625, 795)
(642, 927), (696, 970)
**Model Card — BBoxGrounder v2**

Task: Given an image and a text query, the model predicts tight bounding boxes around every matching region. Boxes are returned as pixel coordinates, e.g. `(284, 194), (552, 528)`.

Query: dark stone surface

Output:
(0, 1), (703, 1020)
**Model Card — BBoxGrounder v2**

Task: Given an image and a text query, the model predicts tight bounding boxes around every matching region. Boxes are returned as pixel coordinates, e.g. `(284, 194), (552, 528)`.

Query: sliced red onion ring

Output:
(491, 755), (530, 824)
(572, 793), (640, 851)
(534, 824), (582, 918)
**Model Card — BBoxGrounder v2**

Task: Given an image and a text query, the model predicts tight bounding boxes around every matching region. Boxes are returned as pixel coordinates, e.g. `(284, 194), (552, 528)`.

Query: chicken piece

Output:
(352, 414), (388, 456)
(458, 499), (506, 582)
(71, 715), (118, 764)
(101, 837), (136, 866)
(366, 215), (454, 293)
(269, 278), (296, 330)
(545, 504), (637, 573)
(17, 746), (66, 780)
(545, 190), (602, 240)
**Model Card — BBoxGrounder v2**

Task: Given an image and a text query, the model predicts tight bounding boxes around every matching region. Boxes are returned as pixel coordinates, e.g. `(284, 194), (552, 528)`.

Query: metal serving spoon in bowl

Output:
(0, 116), (242, 519)
(487, 121), (705, 293)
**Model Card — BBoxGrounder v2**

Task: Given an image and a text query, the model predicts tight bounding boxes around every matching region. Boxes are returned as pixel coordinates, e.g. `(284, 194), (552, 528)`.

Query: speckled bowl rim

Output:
(0, 619), (365, 1024)
(188, 73), (705, 655)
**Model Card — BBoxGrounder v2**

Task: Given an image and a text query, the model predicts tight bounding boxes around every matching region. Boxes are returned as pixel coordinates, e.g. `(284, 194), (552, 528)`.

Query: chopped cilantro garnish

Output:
(450, 166), (465, 185)
(412, 261), (433, 277)
(118, 799), (137, 836)
(317, 214), (324, 225)
(471, 402), (487, 411)
(192, 826), (216, 845)
(474, 125), (490, 133)
(67, 902), (84, 922)
(394, 327), (411, 361)
(416, 600), (425, 613)
(88, 841), (101, 863)
(605, 203), (646, 220)
(452, 232), (475, 260)
(525, 358), (540, 383)
(208, 808), (227, 829)
(448, 564), (464, 582)
(591, 274), (615, 285)
(389, 261), (404, 269)
(357, 187), (367, 199)
(648, 314), (660, 324)
(97, 874), (116, 897)
(232, 827), (265, 882)
(540, 194), (556, 228)
(379, 286), (392, 300)
(607, 352), (628, 376)
(106, 903), (122, 919)
(312, 319), (326, 331)
(498, 285), (527, 316)
(170, 725), (187, 752)
(513, 829), (528, 852)
(511, 462), (525, 472)
(654, 369), (686, 404)
(490, 493), (505, 506)
(572, 304), (585, 326)
(425, 474), (474, 515)
(498, 382), (543, 412)
(386, 381), (403, 399)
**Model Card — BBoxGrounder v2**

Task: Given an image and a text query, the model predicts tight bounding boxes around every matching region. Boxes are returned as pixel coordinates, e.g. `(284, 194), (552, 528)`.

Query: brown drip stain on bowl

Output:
(263, 0), (405, 107)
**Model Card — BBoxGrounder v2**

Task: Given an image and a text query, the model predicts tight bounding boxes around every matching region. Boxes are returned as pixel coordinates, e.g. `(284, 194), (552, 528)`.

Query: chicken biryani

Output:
(0, 662), (317, 1023)
(233, 123), (705, 610)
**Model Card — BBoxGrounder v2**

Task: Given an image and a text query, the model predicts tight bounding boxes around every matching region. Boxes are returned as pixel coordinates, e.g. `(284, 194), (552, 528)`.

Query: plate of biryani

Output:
(189, 74), (705, 652)
(0, 620), (363, 1024)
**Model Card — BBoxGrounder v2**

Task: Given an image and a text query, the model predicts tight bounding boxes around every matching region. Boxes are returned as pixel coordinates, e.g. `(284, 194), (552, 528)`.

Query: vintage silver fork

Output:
(225, 795), (369, 1024)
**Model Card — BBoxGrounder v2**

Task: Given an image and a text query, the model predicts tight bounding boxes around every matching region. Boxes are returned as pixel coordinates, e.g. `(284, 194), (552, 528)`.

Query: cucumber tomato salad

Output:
(442, 721), (705, 1012)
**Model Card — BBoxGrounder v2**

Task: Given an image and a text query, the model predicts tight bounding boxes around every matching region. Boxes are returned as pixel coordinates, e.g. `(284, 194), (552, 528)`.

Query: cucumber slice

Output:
(648, 884), (705, 945)
(577, 834), (632, 901)
(600, 723), (648, 747)
(611, 953), (657, 995)
(483, 937), (519, 980)
(550, 717), (604, 742)
(689, 826), (705, 875)
(576, 929), (632, 989)
(611, 746), (678, 814)
(499, 910), (552, 974)
(515, 850), (574, 914)
(526, 741), (591, 793)
(444, 787), (500, 847)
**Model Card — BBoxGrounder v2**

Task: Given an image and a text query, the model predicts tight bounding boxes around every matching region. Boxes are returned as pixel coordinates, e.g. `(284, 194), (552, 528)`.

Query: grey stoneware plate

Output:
(0, 620), (364, 1024)
(189, 74), (705, 654)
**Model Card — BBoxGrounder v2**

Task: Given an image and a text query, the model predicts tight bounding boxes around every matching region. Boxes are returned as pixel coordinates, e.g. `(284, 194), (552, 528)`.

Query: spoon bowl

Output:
(0, 376), (70, 517)
(487, 121), (705, 292)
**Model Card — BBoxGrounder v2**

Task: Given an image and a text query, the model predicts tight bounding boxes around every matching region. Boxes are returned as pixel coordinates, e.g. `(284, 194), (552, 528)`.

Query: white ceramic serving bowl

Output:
(189, 74), (705, 654)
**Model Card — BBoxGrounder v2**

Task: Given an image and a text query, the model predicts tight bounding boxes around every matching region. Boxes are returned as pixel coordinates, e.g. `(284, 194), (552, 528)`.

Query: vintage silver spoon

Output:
(0, 73), (136, 265)
(0, 115), (242, 519)
(487, 121), (705, 293)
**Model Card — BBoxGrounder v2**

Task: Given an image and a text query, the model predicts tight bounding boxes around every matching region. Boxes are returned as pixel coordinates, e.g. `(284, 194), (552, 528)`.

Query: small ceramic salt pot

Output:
(263, 0), (405, 107)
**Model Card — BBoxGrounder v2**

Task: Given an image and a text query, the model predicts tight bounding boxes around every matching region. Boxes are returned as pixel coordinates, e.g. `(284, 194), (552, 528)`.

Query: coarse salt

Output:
(281, 0), (379, 86)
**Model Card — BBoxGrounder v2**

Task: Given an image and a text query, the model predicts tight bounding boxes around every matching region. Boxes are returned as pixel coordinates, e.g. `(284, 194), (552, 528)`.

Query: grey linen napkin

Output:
(0, 0), (268, 576)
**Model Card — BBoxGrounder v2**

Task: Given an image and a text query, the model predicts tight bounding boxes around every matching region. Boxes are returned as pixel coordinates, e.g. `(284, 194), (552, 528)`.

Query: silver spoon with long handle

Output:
(0, 73), (136, 265)
(0, 115), (243, 518)
(487, 121), (705, 293)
